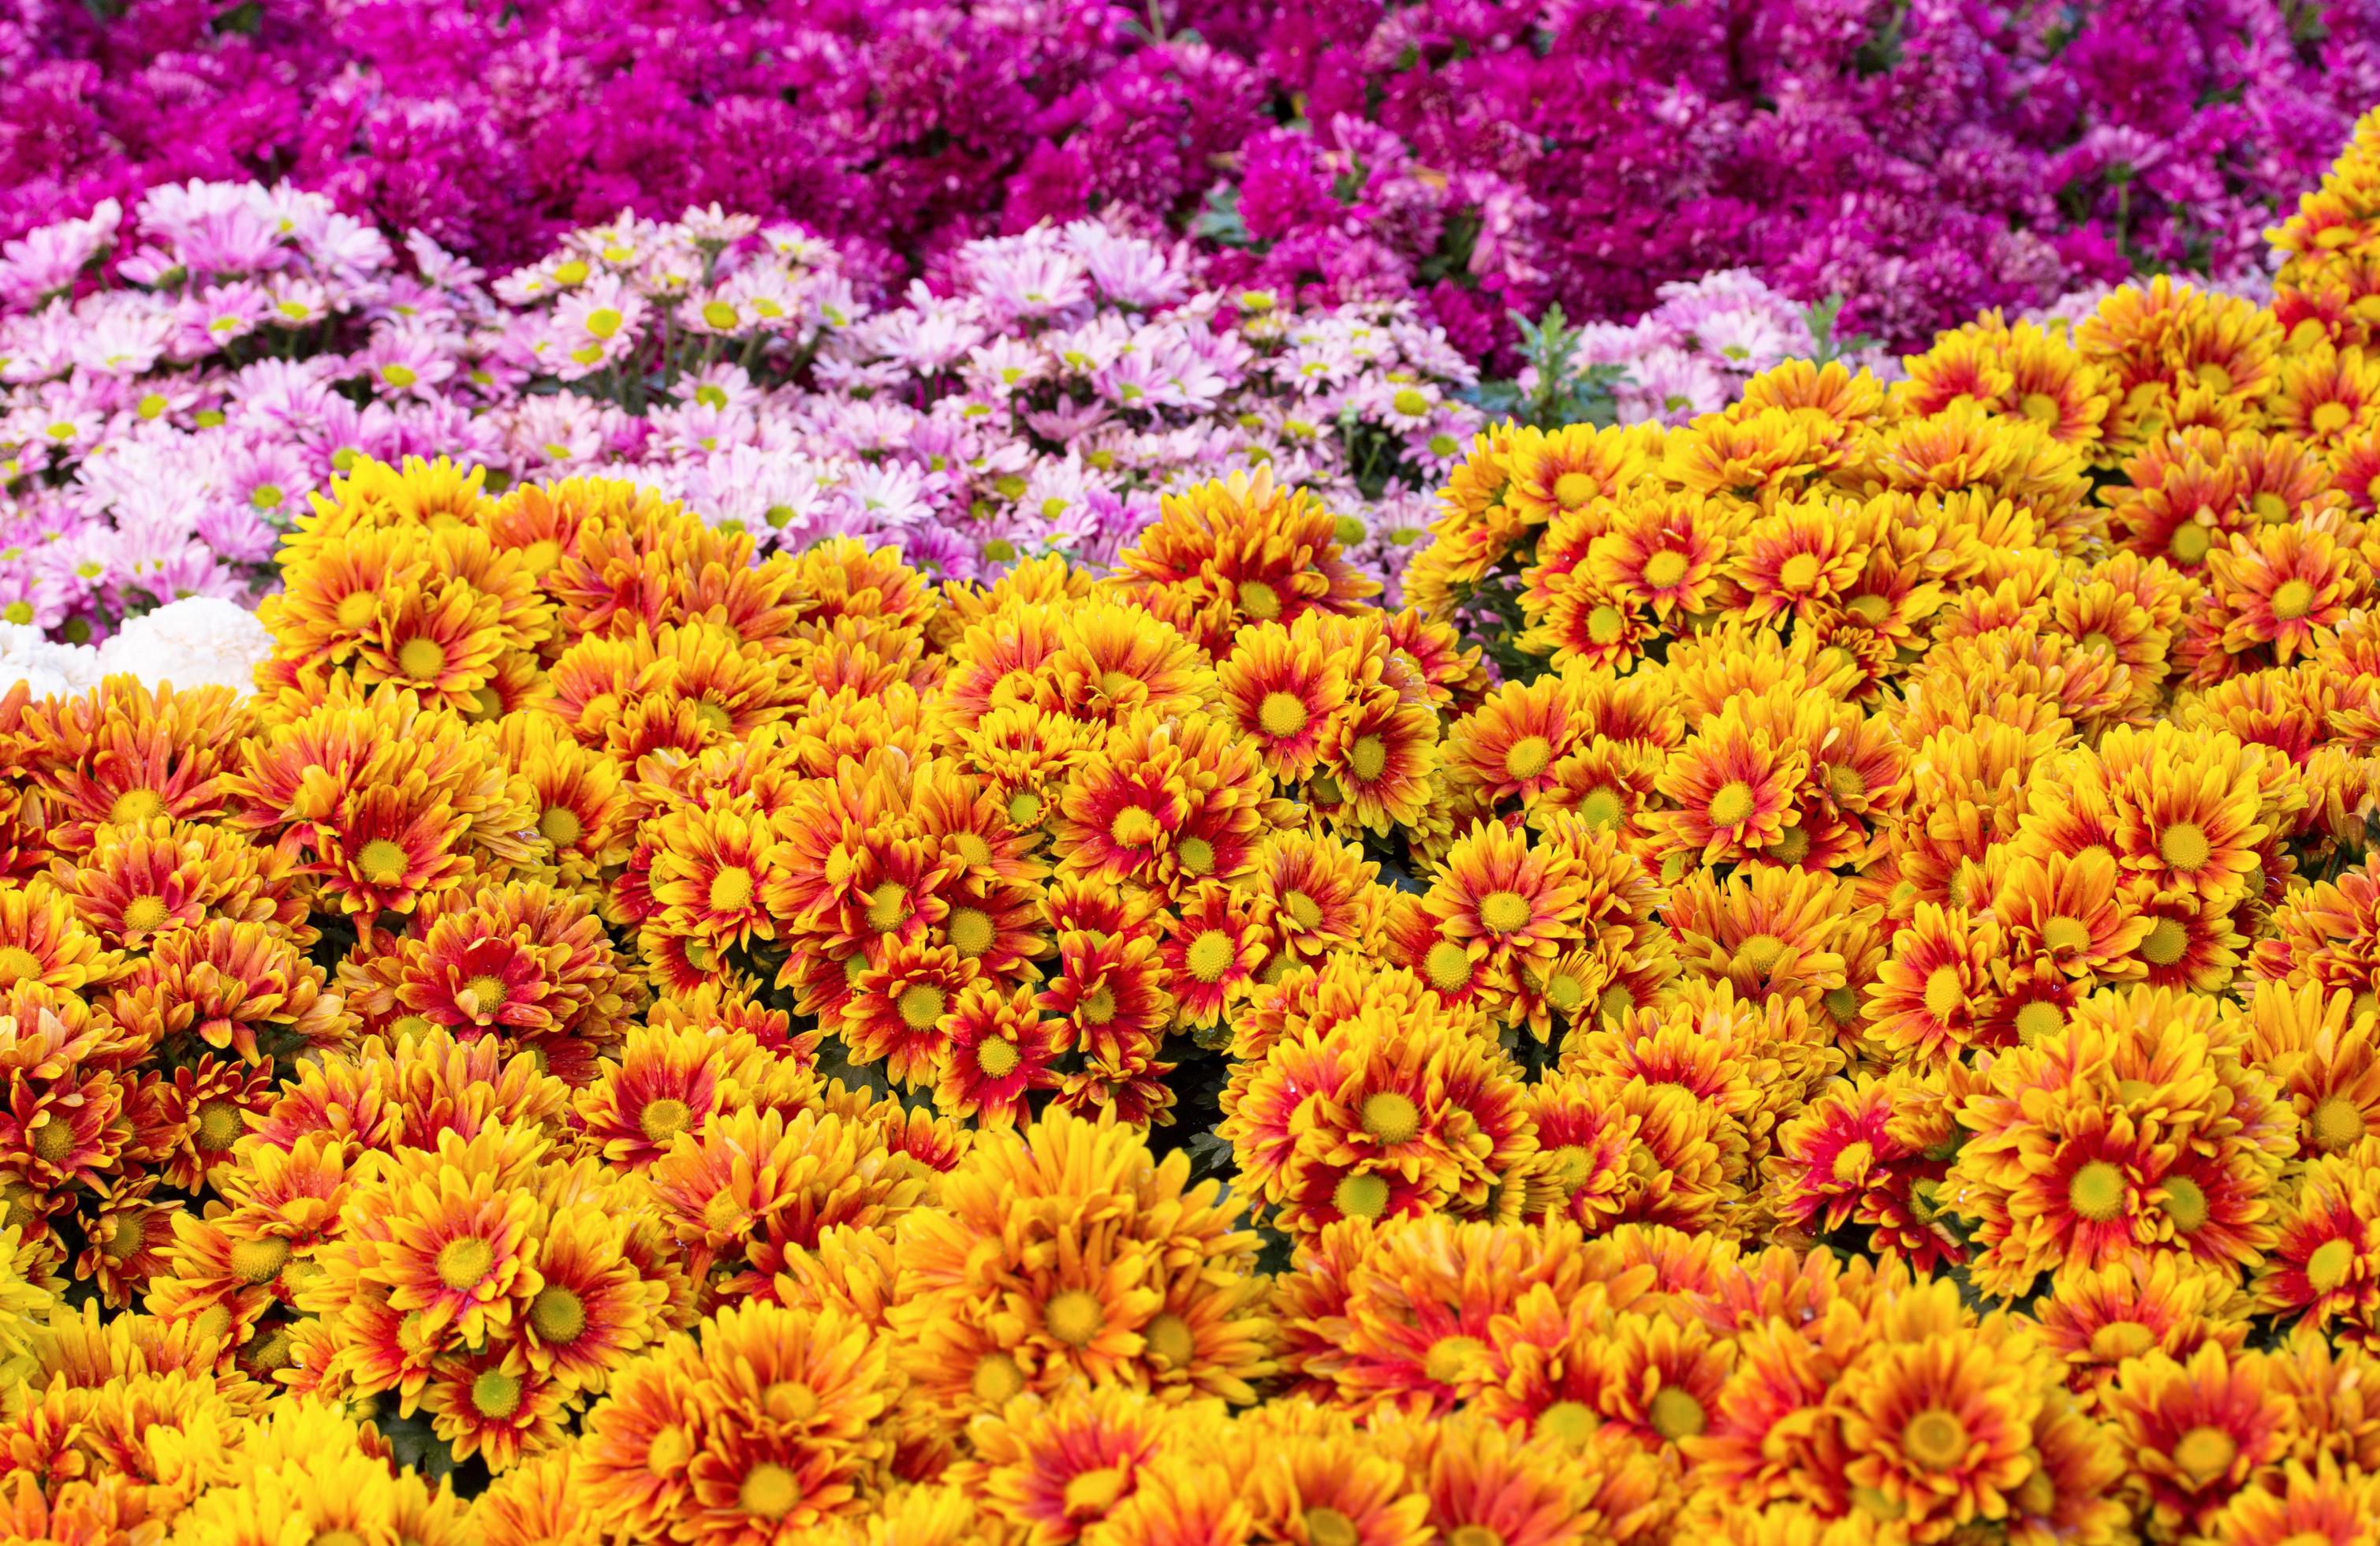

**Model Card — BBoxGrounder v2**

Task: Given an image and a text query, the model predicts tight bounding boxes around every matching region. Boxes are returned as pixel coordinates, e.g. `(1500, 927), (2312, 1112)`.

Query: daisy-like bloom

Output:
(1416, 820), (1586, 1014)
(1217, 618), (1352, 786)
(1650, 691), (1811, 868)
(2031, 1253), (2253, 1406)
(1585, 487), (1731, 621)
(1442, 664), (1604, 813)
(518, 1202), (666, 1396)
(1157, 883), (1270, 1035)
(107, 916), (346, 1063)
(2075, 277), (2285, 453)
(948, 1383), (1177, 1544)
(2248, 982), (2380, 1158)
(1054, 709), (1271, 898)
(2197, 1455), (2380, 1546)
(842, 938), (981, 1090)
(1832, 1321), (2046, 1537)
(1662, 864), (1852, 1012)
(1110, 471), (1379, 657)
(0, 879), (120, 996)
(2206, 522), (2371, 667)
(1320, 685), (1441, 836)
(932, 978), (1064, 1127)
(644, 801), (789, 954)
(1987, 846), (2152, 982)
(423, 1346), (569, 1472)
(1729, 497), (1871, 625)
(50, 813), (307, 952)
(2255, 1140), (2380, 1339)
(2101, 1343), (2292, 1540)
(1773, 1071), (1964, 1272)
(1244, 829), (1378, 970)
(16, 675), (252, 858)
(2276, 342), (2380, 446)
(2100, 722), (2274, 906)
(1860, 903), (2005, 1063)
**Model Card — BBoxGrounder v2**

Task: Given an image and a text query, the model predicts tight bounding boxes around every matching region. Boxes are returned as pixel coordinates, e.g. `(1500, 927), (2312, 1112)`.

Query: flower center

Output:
(1768, 823), (1810, 864)
(1586, 605), (1625, 645)
(1186, 931), (1236, 983)
(867, 881), (909, 932)
(531, 1286), (586, 1344)
(1259, 692), (1309, 739)
(1303, 1509), (1360, 1546)
(1110, 806), (1163, 847)
(1648, 1387), (1707, 1441)
(228, 1236), (289, 1284)
(1923, 966), (1965, 1022)
(1177, 836), (1215, 876)
(1553, 471), (1596, 508)
(1642, 549), (1689, 589)
(897, 984), (948, 1031)
(2069, 1161), (2128, 1223)
(2173, 1425), (2238, 1486)
(975, 1039), (1020, 1078)
(356, 838), (409, 887)
(738, 1462), (799, 1522)
(539, 805), (583, 846)
(946, 907), (994, 958)
(1144, 1313), (1196, 1369)
(972, 1353), (1025, 1405)
(335, 591), (379, 630)
(1479, 891), (1531, 934)
(1348, 735), (1389, 783)
(1536, 1400), (1596, 1448)
(1006, 789), (1043, 827)
(397, 637), (448, 681)
(2015, 1000), (2067, 1042)
(2089, 1320), (2156, 1362)
(1708, 780), (1755, 827)
(461, 973), (508, 1015)
(435, 1237), (494, 1291)
(2271, 578), (2316, 621)
(1424, 941), (1472, 992)
(2307, 1238), (2356, 1293)
(195, 1099), (245, 1152)
(1544, 972), (1583, 1011)
(2169, 523), (2213, 564)
(109, 787), (164, 824)
(1503, 735), (1553, 781)
(1823, 985), (1862, 1025)
(1423, 1333), (1486, 1384)
(1830, 1141), (1875, 1185)
(1778, 552), (1822, 592)
(1283, 891), (1322, 931)
(1903, 1408), (1970, 1471)
(639, 1098), (692, 1144)
(707, 866), (753, 913)
(2042, 917), (2091, 955)
(31, 1119), (73, 1163)
(1333, 1172), (1390, 1219)
(2161, 1175), (2210, 1233)
(2311, 1095), (2367, 1152)
(1237, 579), (1282, 620)
(1044, 1289), (1106, 1348)
(1736, 933), (1787, 977)
(2141, 917), (2189, 967)
(2159, 822), (2211, 873)
(2313, 400), (2353, 435)
(1361, 1092), (1421, 1145)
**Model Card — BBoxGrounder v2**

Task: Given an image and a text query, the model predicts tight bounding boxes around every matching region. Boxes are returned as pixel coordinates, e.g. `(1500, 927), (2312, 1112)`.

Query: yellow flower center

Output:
(539, 805), (584, 846)
(1544, 972), (1583, 1011)
(1062, 1466), (1132, 1517)
(897, 984), (948, 1031)
(1424, 940), (1472, 991)
(972, 1353), (1026, 1405)
(694, 700), (733, 734)
(2312, 401), (2353, 435)
(1361, 1092), (1422, 1145)
(1177, 836), (1216, 876)
(1642, 549), (1689, 589)
(436, 1237), (494, 1291)
(227, 1236), (289, 1284)
(1708, 780), (1755, 827)
(1573, 786), (1622, 830)
(1599, 984), (1632, 1023)
(1545, 1145), (1592, 1190)
(396, 637), (448, 681)
(2159, 821), (2211, 873)
(2161, 1175), (2210, 1233)
(2081, 629), (2115, 655)
(1822, 985), (1862, 1025)
(1778, 552), (1822, 592)
(2172, 1425), (2238, 1486)
(639, 1097), (692, 1144)
(1423, 1333), (1486, 1385)
(1284, 891), (1323, 932)
(0, 947), (40, 990)
(2088, 1320), (2156, 1362)
(1479, 890), (1531, 934)
(707, 866), (754, 913)
(2141, 917), (2189, 967)
(1447, 1529), (1502, 1546)
(1737, 933), (1787, 977)
(1648, 1386), (1707, 1441)
(2271, 578), (2317, 621)
(1110, 806), (1163, 847)
(1348, 735), (1390, 783)
(1259, 691), (1309, 739)
(1586, 604), (1625, 645)
(738, 1462), (799, 1522)
(109, 786), (165, 824)
(461, 973), (508, 1015)
(2042, 917), (2091, 955)
(953, 831), (993, 868)
(468, 1368), (524, 1421)
(1831, 1141), (1875, 1185)
(764, 1381), (820, 1425)
(116, 894), (172, 939)
(1767, 823), (1810, 864)
(2307, 1237), (2356, 1293)
(975, 1038), (1020, 1077)
(1237, 579), (1282, 620)
(1044, 1289), (1107, 1348)
(531, 1286), (586, 1344)
(2251, 491), (2289, 523)
(1553, 471), (1596, 508)
(1007, 789), (1044, 827)
(1902, 1408), (1971, 1471)
(1144, 1312), (1196, 1369)
(2170, 524), (2212, 564)
(946, 907), (994, 958)
(646, 1424), (694, 1476)
(1303, 1508), (1361, 1546)
(1504, 734), (1553, 781)
(867, 881), (910, 932)
(2311, 1095), (2367, 1152)
(1185, 931), (1236, 983)
(1333, 1172), (1390, 1219)
(1536, 1400), (1597, 1448)
(356, 838), (410, 887)
(2015, 1000), (2067, 1042)
(1923, 966), (1965, 1022)
(2020, 391), (2061, 424)
(195, 1099), (245, 1152)
(2069, 1161), (2128, 1223)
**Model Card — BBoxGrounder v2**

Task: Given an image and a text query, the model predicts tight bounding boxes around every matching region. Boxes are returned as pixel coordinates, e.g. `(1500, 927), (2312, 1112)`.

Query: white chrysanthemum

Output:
(0, 621), (102, 701)
(93, 596), (270, 696)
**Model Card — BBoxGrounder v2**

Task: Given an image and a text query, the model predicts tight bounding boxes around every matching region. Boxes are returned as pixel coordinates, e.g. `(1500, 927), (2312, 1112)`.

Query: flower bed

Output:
(5, 0), (2372, 354)
(9, 73), (2380, 1546)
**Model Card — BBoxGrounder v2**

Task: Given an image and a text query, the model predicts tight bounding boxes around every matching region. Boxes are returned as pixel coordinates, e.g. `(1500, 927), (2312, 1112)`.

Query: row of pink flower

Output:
(2, 0), (2367, 358)
(0, 181), (1856, 647)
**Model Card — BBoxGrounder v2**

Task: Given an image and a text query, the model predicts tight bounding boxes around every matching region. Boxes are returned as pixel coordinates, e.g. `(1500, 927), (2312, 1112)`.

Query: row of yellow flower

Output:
(15, 99), (2380, 1546)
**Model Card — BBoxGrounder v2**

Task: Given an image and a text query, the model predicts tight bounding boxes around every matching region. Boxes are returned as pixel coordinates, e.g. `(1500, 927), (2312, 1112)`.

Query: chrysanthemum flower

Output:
(1110, 469), (1379, 656)
(1651, 694), (1811, 868)
(2101, 1343), (2291, 1539)
(931, 979), (1063, 1127)
(842, 938), (981, 1089)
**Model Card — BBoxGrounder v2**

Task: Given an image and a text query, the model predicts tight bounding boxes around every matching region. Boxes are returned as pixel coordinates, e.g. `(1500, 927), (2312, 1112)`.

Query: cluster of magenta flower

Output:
(3, 0), (2369, 359)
